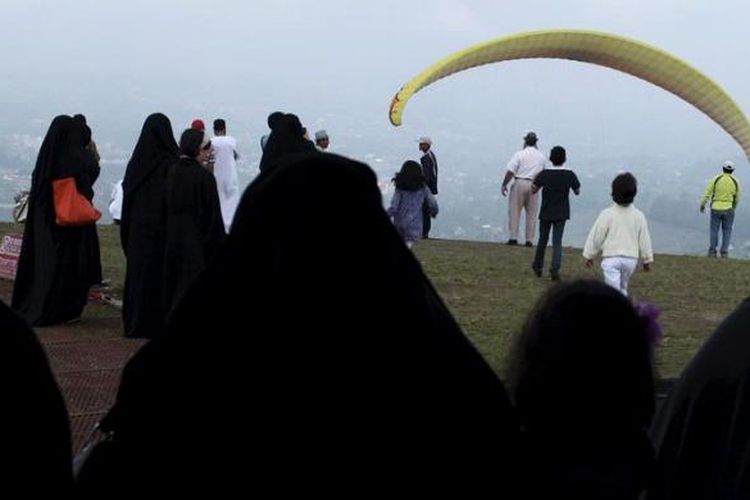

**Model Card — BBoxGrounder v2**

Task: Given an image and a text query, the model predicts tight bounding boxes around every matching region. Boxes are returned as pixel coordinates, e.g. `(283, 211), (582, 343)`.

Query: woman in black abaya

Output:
(161, 128), (224, 319)
(258, 112), (315, 173)
(120, 113), (178, 338)
(648, 298), (750, 499)
(73, 114), (104, 287)
(79, 153), (520, 495)
(12, 115), (100, 325)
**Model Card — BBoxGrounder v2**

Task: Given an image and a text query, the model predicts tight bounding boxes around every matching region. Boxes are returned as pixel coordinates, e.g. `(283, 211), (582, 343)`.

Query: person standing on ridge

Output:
(191, 119), (215, 172)
(418, 136), (438, 239)
(314, 130), (330, 151)
(211, 119), (241, 232)
(700, 160), (741, 258)
(501, 131), (546, 247)
(531, 146), (580, 281)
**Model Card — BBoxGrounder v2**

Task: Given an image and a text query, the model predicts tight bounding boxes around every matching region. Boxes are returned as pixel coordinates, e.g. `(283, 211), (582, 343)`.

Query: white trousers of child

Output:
(601, 256), (638, 296)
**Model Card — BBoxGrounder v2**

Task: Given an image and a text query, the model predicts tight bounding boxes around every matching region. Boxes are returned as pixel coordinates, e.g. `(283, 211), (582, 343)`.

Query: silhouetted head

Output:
(549, 146), (566, 166)
(179, 128), (207, 159)
(213, 119), (226, 135)
(392, 160), (426, 191)
(267, 111), (284, 130)
(508, 279), (654, 436)
(612, 172), (638, 205)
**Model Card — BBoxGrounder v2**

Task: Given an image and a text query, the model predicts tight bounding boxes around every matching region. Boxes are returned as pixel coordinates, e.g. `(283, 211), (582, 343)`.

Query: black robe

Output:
(78, 153), (520, 495)
(648, 297), (750, 499)
(258, 113), (316, 173)
(120, 113), (178, 338)
(75, 114), (104, 286)
(12, 115), (99, 325)
(1, 299), (73, 493)
(162, 156), (225, 320)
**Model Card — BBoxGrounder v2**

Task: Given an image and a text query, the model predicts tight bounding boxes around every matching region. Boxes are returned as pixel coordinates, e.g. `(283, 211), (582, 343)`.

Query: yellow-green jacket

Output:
(701, 173), (740, 211)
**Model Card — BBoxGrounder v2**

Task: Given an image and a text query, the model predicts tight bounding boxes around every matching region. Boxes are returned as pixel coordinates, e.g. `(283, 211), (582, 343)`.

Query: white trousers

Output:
(601, 256), (638, 296)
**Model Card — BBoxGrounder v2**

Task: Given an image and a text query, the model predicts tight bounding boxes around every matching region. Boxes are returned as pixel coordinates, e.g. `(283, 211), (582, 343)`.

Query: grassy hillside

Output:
(2, 222), (748, 378)
(415, 238), (749, 379)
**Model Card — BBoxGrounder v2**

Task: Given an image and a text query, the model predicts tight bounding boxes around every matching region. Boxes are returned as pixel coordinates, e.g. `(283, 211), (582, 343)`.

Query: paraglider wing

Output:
(389, 29), (750, 162)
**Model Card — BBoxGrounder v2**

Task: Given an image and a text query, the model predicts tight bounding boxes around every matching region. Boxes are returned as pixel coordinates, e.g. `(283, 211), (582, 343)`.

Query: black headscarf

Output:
(648, 297), (750, 499)
(258, 113), (316, 173)
(12, 115), (98, 325)
(120, 113), (178, 253)
(29, 115), (77, 195)
(80, 153), (519, 495)
(122, 113), (178, 198)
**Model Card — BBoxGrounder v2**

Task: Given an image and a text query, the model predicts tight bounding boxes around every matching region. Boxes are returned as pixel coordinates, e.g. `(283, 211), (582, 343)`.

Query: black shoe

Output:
(507, 239), (518, 246)
(532, 268), (542, 278)
(525, 241), (534, 247)
(550, 273), (561, 282)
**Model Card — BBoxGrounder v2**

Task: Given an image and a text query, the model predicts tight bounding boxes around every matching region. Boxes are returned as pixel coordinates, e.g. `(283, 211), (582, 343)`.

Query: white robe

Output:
(211, 135), (241, 232)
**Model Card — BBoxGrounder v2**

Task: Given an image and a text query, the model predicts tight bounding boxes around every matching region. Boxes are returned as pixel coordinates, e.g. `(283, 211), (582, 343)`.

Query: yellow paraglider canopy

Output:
(389, 29), (750, 162)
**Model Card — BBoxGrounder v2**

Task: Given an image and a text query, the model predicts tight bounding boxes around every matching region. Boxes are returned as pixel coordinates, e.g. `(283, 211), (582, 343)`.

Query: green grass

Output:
(414, 238), (750, 379)
(2, 222), (747, 378)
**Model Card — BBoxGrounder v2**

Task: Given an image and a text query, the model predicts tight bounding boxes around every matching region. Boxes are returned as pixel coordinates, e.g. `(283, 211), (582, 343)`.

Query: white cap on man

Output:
(417, 136), (432, 146)
(723, 160), (735, 172)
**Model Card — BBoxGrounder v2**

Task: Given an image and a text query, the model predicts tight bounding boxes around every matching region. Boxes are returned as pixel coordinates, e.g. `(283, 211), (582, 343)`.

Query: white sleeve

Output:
(506, 152), (520, 175)
(638, 214), (654, 263)
(583, 211), (608, 259)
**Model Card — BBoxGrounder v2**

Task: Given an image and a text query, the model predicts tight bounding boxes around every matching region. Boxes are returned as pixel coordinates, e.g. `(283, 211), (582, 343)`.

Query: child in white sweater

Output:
(583, 173), (653, 296)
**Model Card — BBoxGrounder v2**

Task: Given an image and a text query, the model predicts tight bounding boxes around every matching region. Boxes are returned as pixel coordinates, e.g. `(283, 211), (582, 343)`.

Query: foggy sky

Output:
(1, 0), (749, 250)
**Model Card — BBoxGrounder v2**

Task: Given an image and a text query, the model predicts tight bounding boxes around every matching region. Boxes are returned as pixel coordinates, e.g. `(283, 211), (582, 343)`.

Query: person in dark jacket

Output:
(120, 113), (179, 338)
(162, 129), (225, 318)
(12, 115), (100, 325)
(418, 136), (438, 238)
(78, 153), (520, 496)
(531, 145), (580, 281)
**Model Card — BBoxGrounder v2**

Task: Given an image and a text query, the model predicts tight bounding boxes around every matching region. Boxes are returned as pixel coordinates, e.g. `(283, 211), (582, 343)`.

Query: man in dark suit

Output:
(418, 136), (438, 238)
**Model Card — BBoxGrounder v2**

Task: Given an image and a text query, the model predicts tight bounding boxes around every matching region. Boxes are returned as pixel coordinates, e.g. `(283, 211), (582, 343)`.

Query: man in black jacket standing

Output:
(418, 136), (438, 238)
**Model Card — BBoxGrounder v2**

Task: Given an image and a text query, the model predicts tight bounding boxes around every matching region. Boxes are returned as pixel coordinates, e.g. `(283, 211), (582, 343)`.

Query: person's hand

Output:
(643, 262), (652, 272)
(699, 205), (705, 213)
(584, 259), (594, 269)
(501, 185), (508, 197)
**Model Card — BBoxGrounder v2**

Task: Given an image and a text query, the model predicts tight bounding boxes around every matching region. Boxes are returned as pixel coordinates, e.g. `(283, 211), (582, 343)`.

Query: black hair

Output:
(213, 119), (226, 132)
(549, 146), (566, 166)
(507, 279), (654, 434)
(612, 172), (637, 205)
(267, 111), (284, 130)
(392, 160), (426, 192)
(179, 128), (204, 158)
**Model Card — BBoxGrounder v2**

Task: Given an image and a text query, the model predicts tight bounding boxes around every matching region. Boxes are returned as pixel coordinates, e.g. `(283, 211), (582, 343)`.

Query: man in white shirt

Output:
(109, 179), (124, 224)
(314, 130), (330, 151)
(501, 131), (546, 246)
(212, 119), (241, 232)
